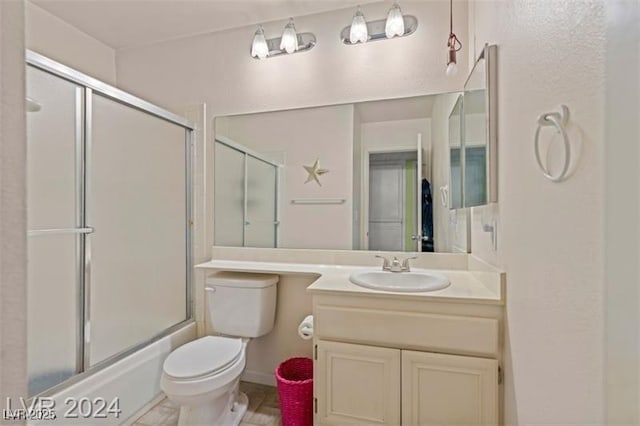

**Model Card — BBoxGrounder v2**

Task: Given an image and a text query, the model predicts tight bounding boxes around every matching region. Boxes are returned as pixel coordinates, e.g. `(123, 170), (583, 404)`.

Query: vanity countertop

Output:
(195, 259), (504, 305)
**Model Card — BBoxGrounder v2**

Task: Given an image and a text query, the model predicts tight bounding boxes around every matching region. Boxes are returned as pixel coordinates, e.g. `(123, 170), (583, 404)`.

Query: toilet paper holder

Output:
(297, 315), (314, 340)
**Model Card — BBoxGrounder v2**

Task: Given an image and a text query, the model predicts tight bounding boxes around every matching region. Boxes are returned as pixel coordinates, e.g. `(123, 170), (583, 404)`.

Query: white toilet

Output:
(161, 272), (278, 426)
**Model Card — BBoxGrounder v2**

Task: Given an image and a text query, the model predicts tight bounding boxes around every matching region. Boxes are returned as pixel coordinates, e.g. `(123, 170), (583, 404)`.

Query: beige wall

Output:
(217, 105), (355, 250)
(361, 119), (431, 151)
(0, 0), (28, 405)
(25, 1), (116, 84)
(468, 0), (606, 423)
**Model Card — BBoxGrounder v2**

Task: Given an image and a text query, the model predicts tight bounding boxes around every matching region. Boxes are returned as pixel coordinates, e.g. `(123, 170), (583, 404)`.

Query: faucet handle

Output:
(375, 255), (391, 270)
(401, 256), (418, 271)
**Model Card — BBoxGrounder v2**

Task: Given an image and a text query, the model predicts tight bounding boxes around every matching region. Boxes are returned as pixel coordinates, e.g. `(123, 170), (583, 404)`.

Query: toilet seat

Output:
(163, 336), (243, 381)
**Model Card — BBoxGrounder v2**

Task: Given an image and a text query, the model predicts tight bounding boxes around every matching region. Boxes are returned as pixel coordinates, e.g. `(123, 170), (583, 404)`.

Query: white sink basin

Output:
(349, 270), (450, 293)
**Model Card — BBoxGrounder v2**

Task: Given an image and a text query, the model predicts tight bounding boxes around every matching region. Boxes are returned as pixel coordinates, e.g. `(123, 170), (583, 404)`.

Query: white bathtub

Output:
(28, 322), (196, 425)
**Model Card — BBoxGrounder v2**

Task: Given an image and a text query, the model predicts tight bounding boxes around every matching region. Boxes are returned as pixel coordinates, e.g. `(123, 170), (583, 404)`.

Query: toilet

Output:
(161, 272), (278, 426)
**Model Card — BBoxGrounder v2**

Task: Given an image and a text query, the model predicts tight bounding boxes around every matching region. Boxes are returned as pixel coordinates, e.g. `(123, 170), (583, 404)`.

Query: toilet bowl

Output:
(161, 272), (279, 426)
(161, 336), (249, 426)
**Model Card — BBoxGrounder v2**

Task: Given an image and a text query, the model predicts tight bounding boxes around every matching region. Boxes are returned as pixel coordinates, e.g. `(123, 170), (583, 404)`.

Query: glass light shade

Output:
(280, 18), (299, 54)
(385, 3), (405, 38)
(349, 8), (368, 44)
(446, 62), (459, 76)
(251, 26), (269, 59)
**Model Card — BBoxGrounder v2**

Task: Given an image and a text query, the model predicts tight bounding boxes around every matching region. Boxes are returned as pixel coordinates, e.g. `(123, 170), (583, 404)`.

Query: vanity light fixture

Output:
(280, 18), (299, 54)
(385, 2), (405, 38)
(250, 19), (316, 60)
(445, 0), (462, 76)
(251, 25), (269, 60)
(340, 3), (417, 45)
(349, 6), (368, 43)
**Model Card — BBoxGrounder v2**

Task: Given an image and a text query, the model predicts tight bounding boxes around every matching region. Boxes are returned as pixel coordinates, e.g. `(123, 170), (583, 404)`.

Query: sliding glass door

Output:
(25, 53), (193, 397)
(213, 142), (246, 247)
(245, 156), (278, 247)
(89, 93), (188, 365)
(26, 66), (84, 396)
(213, 138), (279, 248)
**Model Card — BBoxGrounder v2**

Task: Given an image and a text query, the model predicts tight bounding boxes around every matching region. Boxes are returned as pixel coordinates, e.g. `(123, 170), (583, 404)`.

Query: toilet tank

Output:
(206, 272), (278, 338)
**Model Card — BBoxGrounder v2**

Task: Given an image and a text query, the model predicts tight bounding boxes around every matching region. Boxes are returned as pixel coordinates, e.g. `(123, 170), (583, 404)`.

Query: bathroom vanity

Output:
(196, 250), (504, 426)
(309, 279), (502, 425)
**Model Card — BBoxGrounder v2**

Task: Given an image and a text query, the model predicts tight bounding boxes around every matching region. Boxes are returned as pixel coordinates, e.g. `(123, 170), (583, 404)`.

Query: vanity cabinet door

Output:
(315, 340), (401, 425)
(401, 350), (499, 426)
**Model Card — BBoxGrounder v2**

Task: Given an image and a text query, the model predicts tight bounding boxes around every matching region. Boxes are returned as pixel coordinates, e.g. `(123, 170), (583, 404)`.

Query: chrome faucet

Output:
(375, 255), (418, 273)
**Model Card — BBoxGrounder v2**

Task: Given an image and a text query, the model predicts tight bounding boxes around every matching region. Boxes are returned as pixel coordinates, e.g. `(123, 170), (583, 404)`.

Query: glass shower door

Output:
(213, 139), (279, 248)
(245, 156), (278, 248)
(89, 93), (188, 366)
(26, 51), (194, 398)
(214, 142), (246, 246)
(26, 66), (84, 396)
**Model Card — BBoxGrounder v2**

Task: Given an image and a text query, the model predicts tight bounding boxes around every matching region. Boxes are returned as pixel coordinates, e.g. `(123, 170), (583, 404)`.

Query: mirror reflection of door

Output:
(368, 151), (419, 252)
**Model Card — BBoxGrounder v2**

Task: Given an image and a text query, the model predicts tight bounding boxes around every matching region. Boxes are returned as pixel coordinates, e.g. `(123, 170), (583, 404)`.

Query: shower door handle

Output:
(28, 227), (94, 236)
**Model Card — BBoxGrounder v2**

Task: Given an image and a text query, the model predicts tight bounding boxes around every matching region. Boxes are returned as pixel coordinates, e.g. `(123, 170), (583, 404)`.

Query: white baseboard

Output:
(241, 369), (276, 387)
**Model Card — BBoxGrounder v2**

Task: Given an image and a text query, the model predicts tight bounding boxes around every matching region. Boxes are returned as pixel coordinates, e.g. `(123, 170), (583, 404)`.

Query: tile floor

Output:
(132, 382), (281, 426)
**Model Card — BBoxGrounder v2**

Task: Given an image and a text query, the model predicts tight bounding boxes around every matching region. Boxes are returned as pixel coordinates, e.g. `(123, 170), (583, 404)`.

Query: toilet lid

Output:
(163, 336), (243, 380)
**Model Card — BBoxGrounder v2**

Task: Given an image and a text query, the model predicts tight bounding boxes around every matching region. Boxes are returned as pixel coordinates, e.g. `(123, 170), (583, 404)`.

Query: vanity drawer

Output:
(314, 304), (500, 358)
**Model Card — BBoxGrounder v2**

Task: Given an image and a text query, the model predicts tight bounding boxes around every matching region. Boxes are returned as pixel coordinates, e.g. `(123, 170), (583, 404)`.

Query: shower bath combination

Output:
(24, 50), (195, 420)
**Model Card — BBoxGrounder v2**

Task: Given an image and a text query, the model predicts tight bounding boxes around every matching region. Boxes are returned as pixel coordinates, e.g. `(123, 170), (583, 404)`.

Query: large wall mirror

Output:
(214, 91), (475, 253)
(213, 45), (496, 254)
(214, 45), (497, 252)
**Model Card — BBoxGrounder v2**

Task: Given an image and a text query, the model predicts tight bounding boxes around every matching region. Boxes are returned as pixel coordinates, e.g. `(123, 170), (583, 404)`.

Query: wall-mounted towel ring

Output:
(534, 105), (571, 182)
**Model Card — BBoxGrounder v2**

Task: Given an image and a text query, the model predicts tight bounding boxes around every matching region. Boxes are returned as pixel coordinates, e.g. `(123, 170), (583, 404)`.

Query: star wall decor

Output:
(303, 159), (329, 186)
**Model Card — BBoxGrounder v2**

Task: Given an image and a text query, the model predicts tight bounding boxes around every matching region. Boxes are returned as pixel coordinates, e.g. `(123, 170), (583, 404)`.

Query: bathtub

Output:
(28, 321), (196, 425)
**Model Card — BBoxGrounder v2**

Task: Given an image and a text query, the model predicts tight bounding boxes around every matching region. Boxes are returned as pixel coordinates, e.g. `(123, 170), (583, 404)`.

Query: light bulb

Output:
(385, 2), (405, 38)
(251, 26), (269, 59)
(349, 7), (368, 44)
(280, 18), (298, 54)
(446, 62), (458, 76)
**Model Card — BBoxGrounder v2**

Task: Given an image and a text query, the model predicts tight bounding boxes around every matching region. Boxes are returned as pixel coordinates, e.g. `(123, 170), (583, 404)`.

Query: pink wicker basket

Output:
(275, 357), (314, 426)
